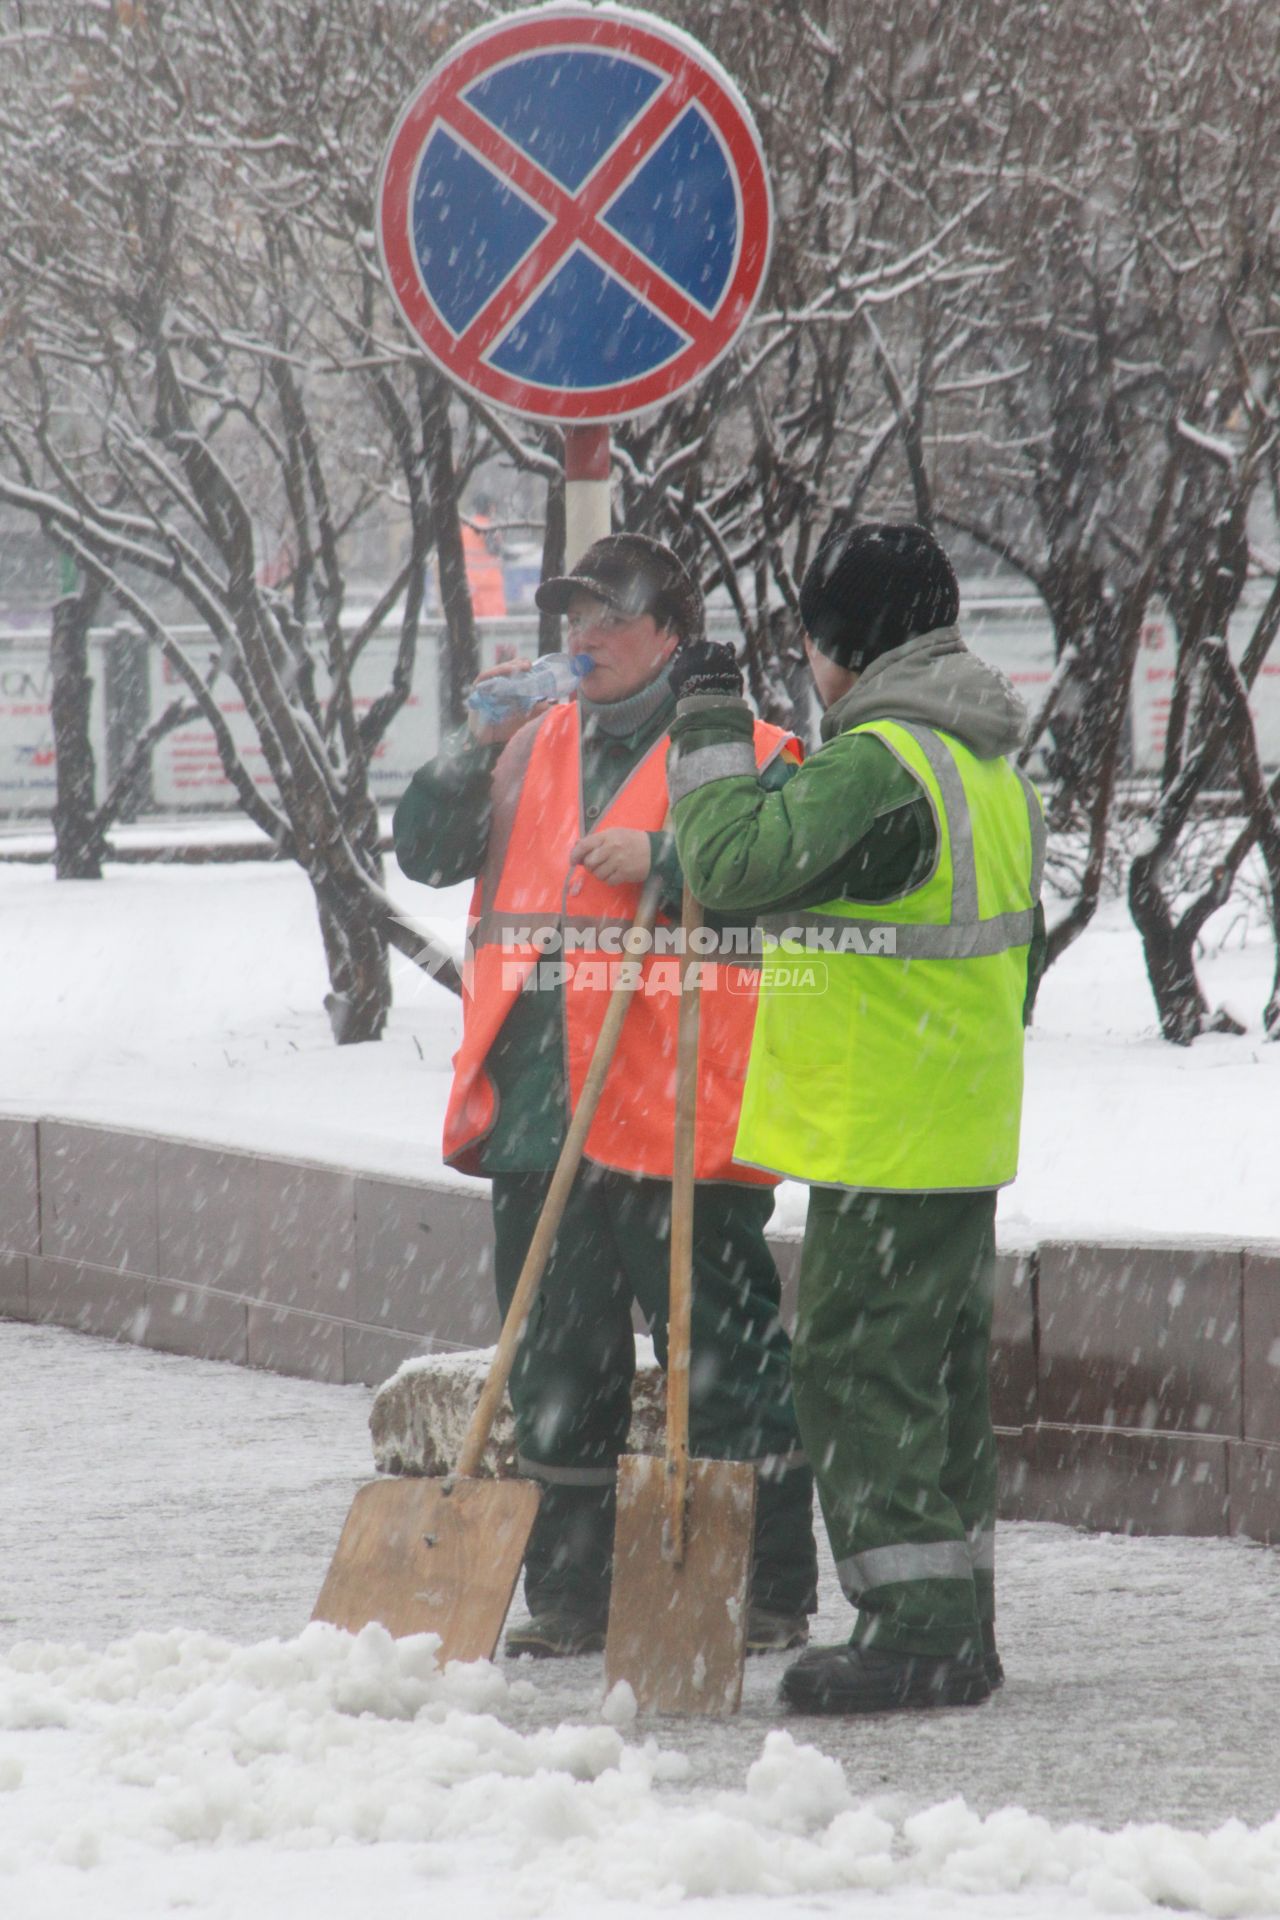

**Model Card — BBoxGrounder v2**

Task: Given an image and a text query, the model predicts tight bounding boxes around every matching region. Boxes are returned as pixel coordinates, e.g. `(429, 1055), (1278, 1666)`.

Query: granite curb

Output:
(2, 1114), (1276, 1542)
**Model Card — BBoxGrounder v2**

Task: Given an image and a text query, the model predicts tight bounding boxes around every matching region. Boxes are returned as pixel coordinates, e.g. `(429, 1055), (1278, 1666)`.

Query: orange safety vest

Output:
(443, 701), (799, 1183)
(461, 521), (508, 618)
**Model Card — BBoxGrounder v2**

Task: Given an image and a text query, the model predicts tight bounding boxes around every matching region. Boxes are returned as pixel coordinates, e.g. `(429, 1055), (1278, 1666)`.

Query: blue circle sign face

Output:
(376, 5), (773, 422)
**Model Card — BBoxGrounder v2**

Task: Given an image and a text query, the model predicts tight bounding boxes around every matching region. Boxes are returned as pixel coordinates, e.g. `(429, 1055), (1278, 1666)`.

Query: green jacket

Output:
(666, 629), (1046, 1020)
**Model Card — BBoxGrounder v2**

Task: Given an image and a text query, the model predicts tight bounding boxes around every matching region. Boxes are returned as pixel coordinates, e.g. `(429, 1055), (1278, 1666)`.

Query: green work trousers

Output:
(791, 1187), (998, 1657)
(492, 1166), (817, 1623)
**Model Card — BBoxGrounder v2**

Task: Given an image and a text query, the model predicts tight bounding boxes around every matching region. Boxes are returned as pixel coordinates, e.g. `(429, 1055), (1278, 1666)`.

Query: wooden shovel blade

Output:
(312, 1476), (540, 1664)
(604, 1454), (756, 1716)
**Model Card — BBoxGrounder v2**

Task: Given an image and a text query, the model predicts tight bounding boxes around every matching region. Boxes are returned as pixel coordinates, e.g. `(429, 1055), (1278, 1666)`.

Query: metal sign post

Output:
(564, 424), (611, 568)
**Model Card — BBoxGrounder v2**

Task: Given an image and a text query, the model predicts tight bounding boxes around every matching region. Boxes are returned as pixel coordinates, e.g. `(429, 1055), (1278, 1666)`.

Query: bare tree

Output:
(47, 570), (105, 879)
(1128, 469), (1280, 1040)
(1118, 6), (1280, 1041)
(929, 0), (1279, 992)
(0, 0), (476, 1033)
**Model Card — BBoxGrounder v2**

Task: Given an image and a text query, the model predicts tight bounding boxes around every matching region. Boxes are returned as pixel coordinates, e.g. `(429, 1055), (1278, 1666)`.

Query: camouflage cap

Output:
(535, 533), (703, 645)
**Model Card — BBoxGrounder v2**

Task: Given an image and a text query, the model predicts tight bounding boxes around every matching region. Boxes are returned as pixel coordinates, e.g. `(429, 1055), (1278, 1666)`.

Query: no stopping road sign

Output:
(376, 4), (773, 422)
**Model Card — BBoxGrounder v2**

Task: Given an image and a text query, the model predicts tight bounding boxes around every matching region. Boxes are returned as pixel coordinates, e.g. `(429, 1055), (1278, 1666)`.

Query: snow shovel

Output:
(312, 867), (667, 1664)
(603, 883), (757, 1715)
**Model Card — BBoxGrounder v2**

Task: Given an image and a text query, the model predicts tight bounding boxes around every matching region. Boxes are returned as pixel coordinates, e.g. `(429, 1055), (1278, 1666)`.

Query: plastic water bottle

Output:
(466, 652), (592, 726)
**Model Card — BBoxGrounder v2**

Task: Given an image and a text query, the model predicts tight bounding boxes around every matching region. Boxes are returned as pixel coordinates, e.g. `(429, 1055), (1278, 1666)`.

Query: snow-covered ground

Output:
(1, 845), (1278, 1244)
(4, 1317), (1280, 1920)
(2, 845), (1280, 1918)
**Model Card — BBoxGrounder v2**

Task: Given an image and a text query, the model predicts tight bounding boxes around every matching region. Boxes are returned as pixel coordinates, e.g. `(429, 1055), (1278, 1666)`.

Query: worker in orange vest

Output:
(460, 505), (508, 620)
(394, 534), (817, 1658)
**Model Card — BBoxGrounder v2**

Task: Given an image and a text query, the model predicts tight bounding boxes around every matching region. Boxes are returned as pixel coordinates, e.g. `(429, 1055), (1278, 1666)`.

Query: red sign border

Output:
(376, 4), (773, 423)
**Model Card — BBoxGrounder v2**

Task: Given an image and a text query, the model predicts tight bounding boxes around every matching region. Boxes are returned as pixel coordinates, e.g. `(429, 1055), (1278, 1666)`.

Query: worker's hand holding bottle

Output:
(466, 653), (592, 745)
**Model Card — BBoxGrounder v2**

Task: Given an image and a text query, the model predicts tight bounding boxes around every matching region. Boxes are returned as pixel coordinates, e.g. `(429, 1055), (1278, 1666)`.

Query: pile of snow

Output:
(371, 1336), (665, 1475)
(2, 1623), (1278, 1917)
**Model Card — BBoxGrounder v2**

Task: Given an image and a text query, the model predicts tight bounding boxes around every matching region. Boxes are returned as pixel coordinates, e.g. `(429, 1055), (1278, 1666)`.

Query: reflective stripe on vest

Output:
(442, 701), (797, 1182)
(968, 1526), (996, 1574)
(836, 1533), (992, 1600)
(735, 719), (1043, 1193)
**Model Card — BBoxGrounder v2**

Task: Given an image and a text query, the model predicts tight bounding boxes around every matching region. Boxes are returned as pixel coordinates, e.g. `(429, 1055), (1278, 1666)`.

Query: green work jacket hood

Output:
(820, 626), (1028, 761)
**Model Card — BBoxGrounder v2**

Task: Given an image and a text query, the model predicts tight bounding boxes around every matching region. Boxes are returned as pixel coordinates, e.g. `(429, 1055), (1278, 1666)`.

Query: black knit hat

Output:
(799, 521), (960, 672)
(535, 533), (703, 646)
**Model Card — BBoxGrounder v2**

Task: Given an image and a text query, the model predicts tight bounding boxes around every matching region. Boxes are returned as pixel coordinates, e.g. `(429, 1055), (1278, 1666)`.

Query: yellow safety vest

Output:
(735, 719), (1045, 1192)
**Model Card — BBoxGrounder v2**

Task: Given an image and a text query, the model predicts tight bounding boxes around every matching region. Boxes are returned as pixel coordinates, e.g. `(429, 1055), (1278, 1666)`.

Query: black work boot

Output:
(780, 1641), (991, 1714)
(515, 1480), (613, 1655)
(504, 1612), (607, 1658)
(745, 1606), (810, 1654)
(982, 1622), (1004, 1690)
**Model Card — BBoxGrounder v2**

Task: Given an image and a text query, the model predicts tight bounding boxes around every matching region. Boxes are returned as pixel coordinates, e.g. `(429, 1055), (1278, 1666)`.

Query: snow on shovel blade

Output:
(604, 1453), (756, 1716)
(312, 1476), (540, 1663)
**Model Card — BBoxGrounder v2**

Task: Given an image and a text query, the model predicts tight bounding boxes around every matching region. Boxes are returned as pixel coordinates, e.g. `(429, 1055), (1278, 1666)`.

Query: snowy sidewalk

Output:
(3, 1322), (1280, 1920)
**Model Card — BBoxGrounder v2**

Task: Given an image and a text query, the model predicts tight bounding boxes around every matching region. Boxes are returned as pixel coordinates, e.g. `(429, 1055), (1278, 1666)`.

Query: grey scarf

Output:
(579, 663), (676, 738)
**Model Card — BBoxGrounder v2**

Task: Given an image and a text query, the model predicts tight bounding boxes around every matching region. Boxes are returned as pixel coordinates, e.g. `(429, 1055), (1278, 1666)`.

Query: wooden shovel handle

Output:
(454, 867), (666, 1481)
(662, 882), (703, 1564)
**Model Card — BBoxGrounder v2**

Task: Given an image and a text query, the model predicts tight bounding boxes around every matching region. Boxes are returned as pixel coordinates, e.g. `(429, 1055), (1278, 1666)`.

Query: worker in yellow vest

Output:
(394, 534), (817, 1659)
(666, 521), (1046, 1713)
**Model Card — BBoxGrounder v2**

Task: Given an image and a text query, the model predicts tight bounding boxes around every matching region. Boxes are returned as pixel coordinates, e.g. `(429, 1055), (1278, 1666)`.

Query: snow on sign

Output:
(376, 4), (772, 422)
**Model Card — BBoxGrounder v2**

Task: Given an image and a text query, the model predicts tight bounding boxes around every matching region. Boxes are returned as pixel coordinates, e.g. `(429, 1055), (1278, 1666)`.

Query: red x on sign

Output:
(377, 5), (773, 422)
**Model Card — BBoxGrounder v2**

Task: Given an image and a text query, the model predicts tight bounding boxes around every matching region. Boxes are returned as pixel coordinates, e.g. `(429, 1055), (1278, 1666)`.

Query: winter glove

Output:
(669, 636), (744, 700)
